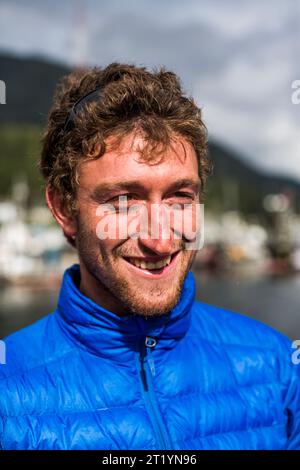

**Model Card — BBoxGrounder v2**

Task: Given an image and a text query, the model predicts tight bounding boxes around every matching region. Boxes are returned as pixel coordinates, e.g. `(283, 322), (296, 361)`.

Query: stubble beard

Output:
(76, 220), (195, 318)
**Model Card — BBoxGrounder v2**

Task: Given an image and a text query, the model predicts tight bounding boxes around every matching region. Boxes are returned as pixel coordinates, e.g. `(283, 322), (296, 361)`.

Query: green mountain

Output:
(207, 142), (300, 214)
(0, 52), (69, 125)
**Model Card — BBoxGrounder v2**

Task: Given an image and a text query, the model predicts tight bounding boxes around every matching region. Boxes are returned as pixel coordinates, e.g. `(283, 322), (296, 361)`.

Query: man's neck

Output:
(79, 263), (128, 317)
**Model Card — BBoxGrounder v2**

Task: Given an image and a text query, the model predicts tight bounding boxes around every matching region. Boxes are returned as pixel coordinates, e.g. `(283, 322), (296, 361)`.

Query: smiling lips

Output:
(123, 252), (179, 272)
(127, 255), (172, 270)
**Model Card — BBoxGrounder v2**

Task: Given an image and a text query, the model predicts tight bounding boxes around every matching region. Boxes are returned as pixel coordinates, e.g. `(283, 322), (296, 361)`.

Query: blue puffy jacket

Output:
(0, 264), (299, 450)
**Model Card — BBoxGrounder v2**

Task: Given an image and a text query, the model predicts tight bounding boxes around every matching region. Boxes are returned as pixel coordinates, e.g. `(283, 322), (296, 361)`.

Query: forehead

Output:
(78, 133), (199, 189)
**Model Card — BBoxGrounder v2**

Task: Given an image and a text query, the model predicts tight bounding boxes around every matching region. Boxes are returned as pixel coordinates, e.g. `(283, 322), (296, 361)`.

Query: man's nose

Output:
(139, 203), (174, 255)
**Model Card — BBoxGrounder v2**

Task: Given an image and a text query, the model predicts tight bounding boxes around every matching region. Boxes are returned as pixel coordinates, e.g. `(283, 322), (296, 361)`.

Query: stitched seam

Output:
(1, 403), (145, 419)
(174, 421), (285, 446)
(0, 347), (78, 384)
(159, 380), (281, 401)
(183, 330), (281, 355)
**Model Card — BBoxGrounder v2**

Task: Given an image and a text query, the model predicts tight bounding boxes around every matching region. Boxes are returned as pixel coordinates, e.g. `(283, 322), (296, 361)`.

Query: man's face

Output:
(75, 133), (200, 317)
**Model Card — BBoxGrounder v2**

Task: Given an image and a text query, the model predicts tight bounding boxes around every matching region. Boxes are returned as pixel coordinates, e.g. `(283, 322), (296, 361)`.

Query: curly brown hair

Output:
(39, 62), (210, 215)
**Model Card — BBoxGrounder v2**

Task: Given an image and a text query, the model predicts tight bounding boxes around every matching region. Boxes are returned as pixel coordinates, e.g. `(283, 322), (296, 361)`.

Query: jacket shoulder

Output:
(191, 299), (293, 352)
(0, 311), (74, 381)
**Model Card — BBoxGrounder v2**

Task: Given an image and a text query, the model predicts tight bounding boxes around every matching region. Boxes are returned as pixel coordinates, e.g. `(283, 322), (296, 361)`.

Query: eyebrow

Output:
(90, 178), (201, 201)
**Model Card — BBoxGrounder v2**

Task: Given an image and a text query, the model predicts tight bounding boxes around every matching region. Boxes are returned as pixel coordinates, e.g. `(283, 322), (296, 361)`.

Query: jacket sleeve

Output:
(280, 336), (300, 449)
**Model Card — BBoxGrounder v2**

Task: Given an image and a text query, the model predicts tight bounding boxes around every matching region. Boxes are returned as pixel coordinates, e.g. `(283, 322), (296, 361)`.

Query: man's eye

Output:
(171, 192), (195, 199)
(107, 194), (141, 213)
(165, 192), (195, 209)
(109, 194), (136, 202)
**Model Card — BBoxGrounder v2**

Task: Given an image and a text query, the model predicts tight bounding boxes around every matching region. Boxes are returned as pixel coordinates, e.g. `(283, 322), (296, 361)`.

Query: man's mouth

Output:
(122, 251), (180, 277)
(127, 255), (172, 270)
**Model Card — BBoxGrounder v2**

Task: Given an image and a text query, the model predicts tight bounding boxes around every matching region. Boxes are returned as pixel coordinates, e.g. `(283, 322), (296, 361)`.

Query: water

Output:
(195, 270), (300, 340)
(0, 269), (299, 340)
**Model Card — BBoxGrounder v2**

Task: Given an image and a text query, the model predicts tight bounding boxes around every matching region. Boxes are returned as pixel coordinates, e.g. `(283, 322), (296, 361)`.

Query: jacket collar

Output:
(56, 264), (195, 358)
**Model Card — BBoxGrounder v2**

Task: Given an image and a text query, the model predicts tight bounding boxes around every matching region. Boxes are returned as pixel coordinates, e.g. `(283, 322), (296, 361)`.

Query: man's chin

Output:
(120, 288), (182, 318)
(114, 264), (189, 317)
(128, 303), (177, 318)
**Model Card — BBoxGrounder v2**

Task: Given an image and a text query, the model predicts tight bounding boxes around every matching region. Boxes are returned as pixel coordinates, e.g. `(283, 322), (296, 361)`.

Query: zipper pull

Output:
(145, 336), (157, 377)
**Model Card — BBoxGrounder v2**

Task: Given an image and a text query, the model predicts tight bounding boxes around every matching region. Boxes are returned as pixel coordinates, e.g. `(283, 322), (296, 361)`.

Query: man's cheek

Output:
(95, 202), (137, 241)
(96, 214), (115, 240)
(174, 204), (204, 251)
(169, 204), (202, 241)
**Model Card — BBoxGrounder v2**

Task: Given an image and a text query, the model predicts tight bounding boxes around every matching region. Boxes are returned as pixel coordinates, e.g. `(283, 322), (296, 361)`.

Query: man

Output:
(0, 63), (299, 450)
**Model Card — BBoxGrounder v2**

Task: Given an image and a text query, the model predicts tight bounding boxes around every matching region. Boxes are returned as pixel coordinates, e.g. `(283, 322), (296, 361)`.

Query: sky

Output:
(0, 0), (300, 179)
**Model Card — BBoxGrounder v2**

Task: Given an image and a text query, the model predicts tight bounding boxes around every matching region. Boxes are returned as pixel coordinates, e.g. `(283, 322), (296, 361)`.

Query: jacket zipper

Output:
(137, 336), (171, 450)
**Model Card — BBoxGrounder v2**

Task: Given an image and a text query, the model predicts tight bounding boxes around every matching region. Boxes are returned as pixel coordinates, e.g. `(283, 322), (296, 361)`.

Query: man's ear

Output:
(45, 186), (77, 240)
